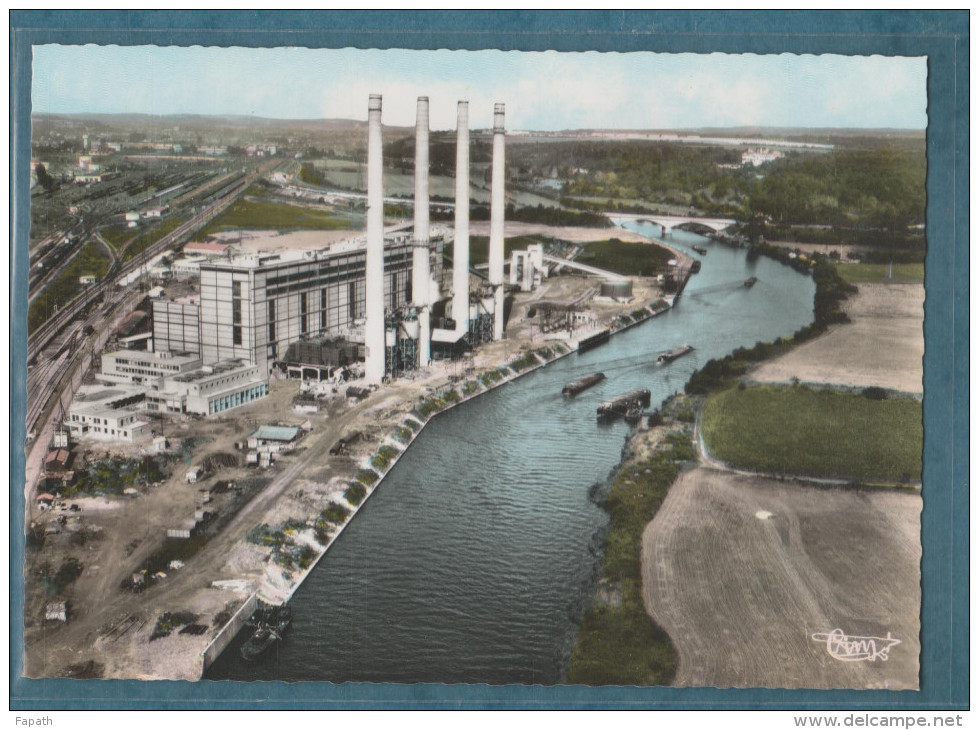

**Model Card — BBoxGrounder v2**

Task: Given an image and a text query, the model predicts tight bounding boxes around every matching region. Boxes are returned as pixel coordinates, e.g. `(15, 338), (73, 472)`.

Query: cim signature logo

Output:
(811, 628), (901, 663)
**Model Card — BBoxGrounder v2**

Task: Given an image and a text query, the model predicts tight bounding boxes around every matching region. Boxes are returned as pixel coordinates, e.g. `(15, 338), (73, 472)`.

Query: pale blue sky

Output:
(32, 45), (928, 130)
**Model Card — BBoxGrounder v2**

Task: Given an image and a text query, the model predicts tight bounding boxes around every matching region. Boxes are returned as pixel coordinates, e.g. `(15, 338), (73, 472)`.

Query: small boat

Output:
(691, 245), (708, 256)
(689, 260), (702, 273)
(743, 276), (758, 288)
(240, 627), (279, 662)
(562, 372), (606, 396)
(656, 344), (694, 364)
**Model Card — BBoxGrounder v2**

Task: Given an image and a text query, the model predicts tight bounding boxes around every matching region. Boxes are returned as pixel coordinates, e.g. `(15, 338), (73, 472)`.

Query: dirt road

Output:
(642, 467), (921, 690)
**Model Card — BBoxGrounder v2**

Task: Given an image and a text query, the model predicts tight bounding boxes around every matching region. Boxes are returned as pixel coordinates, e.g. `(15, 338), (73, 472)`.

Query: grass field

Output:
(565, 430), (692, 685)
(701, 384), (922, 483)
(98, 226), (136, 250)
(834, 262), (924, 283)
(199, 199), (350, 236)
(576, 238), (674, 277)
(120, 216), (188, 263)
(467, 235), (542, 267)
(28, 241), (111, 333)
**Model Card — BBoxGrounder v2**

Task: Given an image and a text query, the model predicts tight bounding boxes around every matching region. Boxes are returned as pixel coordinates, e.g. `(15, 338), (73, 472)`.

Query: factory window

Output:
(320, 289), (327, 330)
(233, 299), (241, 325)
(390, 273), (397, 310)
(348, 282), (356, 319)
(268, 299), (277, 342)
(233, 280), (243, 298)
(233, 326), (242, 346)
(300, 292), (308, 334)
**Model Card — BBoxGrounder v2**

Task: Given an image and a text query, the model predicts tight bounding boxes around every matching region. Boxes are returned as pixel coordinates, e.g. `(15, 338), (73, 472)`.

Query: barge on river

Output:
(691, 245), (708, 256)
(562, 372), (606, 397)
(597, 388), (651, 419)
(656, 344), (694, 364)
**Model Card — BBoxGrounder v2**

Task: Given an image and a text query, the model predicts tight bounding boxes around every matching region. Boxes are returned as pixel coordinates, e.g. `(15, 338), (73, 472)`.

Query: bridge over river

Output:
(606, 212), (737, 235)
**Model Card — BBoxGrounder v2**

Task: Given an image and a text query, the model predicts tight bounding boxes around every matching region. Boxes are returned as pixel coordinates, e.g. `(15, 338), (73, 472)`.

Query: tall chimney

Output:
(452, 100), (470, 333)
(412, 96), (432, 366)
(364, 94), (385, 384)
(489, 102), (506, 340)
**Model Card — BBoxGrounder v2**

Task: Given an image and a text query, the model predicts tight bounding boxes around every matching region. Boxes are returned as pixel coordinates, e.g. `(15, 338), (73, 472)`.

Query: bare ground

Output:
(642, 467), (921, 690)
(751, 283), (924, 394)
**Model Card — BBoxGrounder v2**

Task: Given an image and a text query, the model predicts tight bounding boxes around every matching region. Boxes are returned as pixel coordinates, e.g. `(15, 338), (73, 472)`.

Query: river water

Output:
(206, 225), (815, 685)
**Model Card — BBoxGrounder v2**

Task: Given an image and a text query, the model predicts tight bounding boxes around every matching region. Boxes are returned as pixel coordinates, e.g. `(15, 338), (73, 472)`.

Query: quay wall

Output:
(199, 591), (259, 675)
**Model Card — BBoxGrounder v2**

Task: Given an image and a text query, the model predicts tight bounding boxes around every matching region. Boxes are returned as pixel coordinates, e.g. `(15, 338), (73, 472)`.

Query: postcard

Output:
(9, 10), (968, 713)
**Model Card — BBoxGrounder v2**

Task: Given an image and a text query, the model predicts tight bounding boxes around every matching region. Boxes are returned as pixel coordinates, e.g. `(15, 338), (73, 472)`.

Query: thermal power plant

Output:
(147, 95), (507, 400)
(452, 100), (471, 334)
(412, 96), (432, 366)
(364, 93), (386, 384)
(489, 102), (506, 341)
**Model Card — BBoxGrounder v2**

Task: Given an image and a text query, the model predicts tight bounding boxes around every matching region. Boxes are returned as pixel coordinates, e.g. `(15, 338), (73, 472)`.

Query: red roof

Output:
(36, 493), (55, 501)
(184, 242), (229, 254)
(45, 449), (70, 464)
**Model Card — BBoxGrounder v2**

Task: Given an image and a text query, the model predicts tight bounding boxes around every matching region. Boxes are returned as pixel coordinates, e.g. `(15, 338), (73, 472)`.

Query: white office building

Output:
(64, 385), (150, 443)
(101, 350), (202, 386)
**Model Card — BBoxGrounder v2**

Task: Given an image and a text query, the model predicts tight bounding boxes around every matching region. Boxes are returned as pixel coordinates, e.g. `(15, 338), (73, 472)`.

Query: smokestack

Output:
(452, 100), (470, 332)
(412, 97), (432, 366)
(364, 94), (385, 384)
(489, 103), (506, 340)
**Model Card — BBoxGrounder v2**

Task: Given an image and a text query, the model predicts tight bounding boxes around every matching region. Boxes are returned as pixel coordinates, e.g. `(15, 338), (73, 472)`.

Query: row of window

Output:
(208, 384), (268, 414)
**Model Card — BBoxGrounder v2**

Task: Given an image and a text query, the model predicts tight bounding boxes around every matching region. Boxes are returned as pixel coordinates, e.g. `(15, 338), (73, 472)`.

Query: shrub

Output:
(321, 503), (351, 524)
(345, 482), (367, 506)
(862, 386), (889, 401)
(356, 469), (379, 486)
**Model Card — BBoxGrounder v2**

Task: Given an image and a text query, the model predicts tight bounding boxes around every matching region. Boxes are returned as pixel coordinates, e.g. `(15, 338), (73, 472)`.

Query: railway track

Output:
(25, 166), (267, 364)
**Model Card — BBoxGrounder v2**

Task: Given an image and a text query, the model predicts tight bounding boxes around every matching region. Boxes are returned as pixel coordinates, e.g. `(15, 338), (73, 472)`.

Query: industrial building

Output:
(64, 385), (150, 443)
(131, 94), (509, 421)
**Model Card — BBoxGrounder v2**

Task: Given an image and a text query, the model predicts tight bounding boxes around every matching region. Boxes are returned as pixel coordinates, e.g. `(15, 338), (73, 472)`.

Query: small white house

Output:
(152, 435), (168, 453)
(79, 274), (98, 285)
(185, 466), (202, 483)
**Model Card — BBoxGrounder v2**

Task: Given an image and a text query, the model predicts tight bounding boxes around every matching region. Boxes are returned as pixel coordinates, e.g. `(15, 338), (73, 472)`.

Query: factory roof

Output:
(184, 242), (230, 255)
(250, 426), (300, 443)
(73, 385), (142, 404)
(112, 311), (148, 337)
(104, 349), (201, 366)
(202, 232), (415, 272)
(171, 359), (253, 383)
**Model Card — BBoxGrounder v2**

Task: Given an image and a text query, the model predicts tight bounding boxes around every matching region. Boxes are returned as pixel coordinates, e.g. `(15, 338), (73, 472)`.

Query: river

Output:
(205, 225), (815, 685)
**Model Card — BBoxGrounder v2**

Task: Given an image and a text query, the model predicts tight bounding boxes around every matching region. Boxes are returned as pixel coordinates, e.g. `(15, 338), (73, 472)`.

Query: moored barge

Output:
(597, 388), (652, 419)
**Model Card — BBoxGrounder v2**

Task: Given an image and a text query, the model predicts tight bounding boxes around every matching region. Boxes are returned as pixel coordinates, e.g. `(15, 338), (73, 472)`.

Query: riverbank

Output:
(616, 242), (923, 688)
(565, 229), (852, 684)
